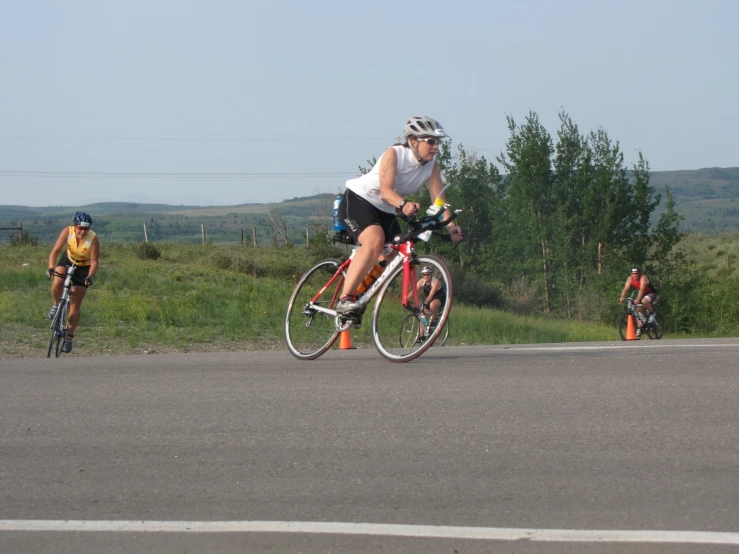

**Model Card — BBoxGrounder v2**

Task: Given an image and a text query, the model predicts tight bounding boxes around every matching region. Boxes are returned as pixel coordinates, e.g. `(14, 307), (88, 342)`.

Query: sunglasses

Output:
(417, 137), (442, 146)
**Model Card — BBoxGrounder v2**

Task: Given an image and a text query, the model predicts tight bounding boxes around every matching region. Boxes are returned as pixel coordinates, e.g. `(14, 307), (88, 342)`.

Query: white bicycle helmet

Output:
(421, 266), (433, 275)
(403, 116), (448, 140)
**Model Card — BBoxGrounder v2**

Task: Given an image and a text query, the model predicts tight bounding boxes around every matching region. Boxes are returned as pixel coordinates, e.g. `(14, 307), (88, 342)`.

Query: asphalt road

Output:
(1, 339), (738, 553)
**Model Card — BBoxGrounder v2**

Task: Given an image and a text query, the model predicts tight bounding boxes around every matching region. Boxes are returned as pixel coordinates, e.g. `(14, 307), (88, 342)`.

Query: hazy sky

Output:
(1, 0), (737, 207)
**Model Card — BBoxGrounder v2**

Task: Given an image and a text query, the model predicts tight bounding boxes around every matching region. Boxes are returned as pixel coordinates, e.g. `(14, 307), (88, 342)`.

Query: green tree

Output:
(498, 111), (556, 312)
(650, 185), (685, 283)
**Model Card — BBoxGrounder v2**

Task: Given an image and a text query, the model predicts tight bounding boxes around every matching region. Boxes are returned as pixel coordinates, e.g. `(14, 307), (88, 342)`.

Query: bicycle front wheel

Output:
(47, 302), (69, 358)
(646, 312), (665, 340)
(372, 255), (452, 362)
(47, 325), (61, 358)
(398, 313), (422, 348)
(285, 258), (344, 360)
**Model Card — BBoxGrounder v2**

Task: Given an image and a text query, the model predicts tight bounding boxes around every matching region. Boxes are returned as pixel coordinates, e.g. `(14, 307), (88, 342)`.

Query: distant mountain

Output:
(1, 170), (737, 243)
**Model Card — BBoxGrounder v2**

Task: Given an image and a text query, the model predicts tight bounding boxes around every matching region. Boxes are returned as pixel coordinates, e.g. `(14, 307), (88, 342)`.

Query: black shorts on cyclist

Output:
(338, 189), (401, 245)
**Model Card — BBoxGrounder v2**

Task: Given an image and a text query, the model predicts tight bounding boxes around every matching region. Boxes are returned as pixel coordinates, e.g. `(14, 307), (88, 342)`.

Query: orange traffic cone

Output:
(625, 314), (637, 341)
(338, 330), (356, 350)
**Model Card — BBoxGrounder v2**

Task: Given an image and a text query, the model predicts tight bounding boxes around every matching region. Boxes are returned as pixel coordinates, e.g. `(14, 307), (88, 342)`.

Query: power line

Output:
(0, 135), (394, 142)
(0, 170), (359, 179)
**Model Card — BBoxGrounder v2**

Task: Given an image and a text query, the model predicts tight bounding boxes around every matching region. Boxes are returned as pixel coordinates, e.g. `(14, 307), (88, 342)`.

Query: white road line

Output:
(1, 521), (738, 545)
(497, 343), (739, 352)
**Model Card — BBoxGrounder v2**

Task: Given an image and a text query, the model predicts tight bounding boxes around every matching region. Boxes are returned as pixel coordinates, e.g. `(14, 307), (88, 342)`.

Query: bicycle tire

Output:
(47, 324), (61, 358)
(56, 302), (69, 357)
(645, 311), (664, 340)
(47, 302), (64, 358)
(285, 258), (344, 360)
(398, 313), (422, 349)
(372, 255), (452, 362)
(436, 317), (450, 346)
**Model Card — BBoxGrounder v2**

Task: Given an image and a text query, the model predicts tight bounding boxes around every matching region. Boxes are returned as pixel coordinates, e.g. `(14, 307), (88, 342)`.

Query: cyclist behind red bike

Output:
(46, 211), (100, 353)
(416, 265), (447, 326)
(618, 266), (658, 337)
(336, 116), (464, 314)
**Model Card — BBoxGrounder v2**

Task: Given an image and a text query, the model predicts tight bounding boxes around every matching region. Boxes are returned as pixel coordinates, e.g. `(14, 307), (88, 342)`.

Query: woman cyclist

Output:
(336, 116), (464, 314)
(416, 265), (447, 327)
(46, 212), (100, 353)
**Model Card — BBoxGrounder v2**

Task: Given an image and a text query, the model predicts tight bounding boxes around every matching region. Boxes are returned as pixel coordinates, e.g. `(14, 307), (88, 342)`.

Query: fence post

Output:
(252, 225), (257, 247)
(305, 228), (309, 247)
(241, 228), (244, 245)
(201, 223), (205, 245)
(143, 222), (148, 243)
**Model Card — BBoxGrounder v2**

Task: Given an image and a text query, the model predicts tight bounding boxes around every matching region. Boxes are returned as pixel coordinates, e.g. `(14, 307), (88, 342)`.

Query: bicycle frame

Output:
(306, 239), (419, 325)
(286, 203), (459, 362)
(48, 265), (78, 357)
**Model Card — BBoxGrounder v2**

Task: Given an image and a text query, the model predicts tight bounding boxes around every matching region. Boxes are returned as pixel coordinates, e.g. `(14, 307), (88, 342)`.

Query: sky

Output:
(1, 0), (738, 207)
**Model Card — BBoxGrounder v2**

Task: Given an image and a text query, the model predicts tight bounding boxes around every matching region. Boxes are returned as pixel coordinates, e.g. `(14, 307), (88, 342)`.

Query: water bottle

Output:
(425, 197), (446, 220)
(356, 262), (386, 295)
(333, 194), (345, 233)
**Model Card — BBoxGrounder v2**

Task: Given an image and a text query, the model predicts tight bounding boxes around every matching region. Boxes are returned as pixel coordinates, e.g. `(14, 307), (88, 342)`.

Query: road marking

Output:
(498, 343), (739, 352)
(1, 521), (738, 544)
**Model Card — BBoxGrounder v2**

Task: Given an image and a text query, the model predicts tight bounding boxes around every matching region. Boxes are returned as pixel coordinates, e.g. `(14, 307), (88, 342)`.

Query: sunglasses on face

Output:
(418, 137), (441, 146)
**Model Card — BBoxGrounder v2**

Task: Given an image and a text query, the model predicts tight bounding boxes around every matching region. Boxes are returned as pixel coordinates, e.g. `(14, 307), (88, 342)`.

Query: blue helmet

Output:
(73, 212), (93, 227)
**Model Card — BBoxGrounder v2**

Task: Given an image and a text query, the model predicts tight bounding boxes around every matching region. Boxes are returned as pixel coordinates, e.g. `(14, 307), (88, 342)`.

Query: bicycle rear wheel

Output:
(285, 258), (344, 360)
(372, 255), (452, 362)
(646, 311), (664, 339)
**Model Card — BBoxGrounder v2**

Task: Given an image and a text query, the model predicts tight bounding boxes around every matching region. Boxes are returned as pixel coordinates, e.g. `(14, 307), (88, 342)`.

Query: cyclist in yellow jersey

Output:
(46, 212), (100, 353)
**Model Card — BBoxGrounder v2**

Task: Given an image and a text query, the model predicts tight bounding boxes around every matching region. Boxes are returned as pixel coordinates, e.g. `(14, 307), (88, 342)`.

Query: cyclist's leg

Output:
(341, 225), (384, 298)
(338, 192), (398, 304)
(428, 297), (444, 320)
(67, 285), (87, 337)
(642, 293), (655, 315)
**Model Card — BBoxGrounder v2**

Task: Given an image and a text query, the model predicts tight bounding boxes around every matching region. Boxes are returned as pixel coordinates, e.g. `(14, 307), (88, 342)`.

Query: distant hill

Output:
(647, 167), (739, 232)
(1, 169), (737, 244)
(0, 194), (335, 245)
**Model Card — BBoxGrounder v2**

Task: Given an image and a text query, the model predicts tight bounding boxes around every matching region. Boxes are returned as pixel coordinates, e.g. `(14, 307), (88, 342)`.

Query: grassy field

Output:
(1, 242), (643, 359)
(676, 231), (739, 278)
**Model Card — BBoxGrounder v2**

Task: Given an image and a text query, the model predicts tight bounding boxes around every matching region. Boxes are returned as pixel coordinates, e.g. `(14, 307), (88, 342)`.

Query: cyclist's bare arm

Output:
(48, 229), (69, 272)
(427, 163), (464, 242)
(618, 279), (632, 303)
(88, 235), (100, 280)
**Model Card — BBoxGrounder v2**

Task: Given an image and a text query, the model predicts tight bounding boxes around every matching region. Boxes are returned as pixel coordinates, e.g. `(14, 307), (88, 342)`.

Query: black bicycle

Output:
(47, 264), (79, 357)
(618, 295), (664, 340)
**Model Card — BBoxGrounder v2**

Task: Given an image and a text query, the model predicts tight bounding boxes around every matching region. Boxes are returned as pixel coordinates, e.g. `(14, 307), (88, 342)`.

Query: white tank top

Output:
(346, 145), (435, 214)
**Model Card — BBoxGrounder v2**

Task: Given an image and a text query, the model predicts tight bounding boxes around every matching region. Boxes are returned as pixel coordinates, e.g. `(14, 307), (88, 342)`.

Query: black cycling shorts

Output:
(339, 188), (401, 244)
(55, 251), (91, 287)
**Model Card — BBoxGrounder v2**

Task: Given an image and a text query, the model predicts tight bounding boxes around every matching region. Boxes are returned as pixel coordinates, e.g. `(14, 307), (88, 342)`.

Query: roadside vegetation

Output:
(2, 233), (735, 359)
(2, 109), (737, 358)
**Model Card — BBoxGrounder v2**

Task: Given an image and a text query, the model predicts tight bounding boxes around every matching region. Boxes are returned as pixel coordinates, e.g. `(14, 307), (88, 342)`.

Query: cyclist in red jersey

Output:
(618, 266), (658, 336)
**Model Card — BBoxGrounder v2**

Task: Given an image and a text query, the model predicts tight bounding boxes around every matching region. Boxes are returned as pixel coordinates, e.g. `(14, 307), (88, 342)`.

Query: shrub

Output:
(10, 230), (39, 247)
(133, 241), (162, 260)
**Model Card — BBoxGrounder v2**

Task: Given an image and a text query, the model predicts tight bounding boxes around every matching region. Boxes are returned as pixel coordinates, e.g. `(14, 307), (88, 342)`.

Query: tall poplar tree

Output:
(498, 111), (556, 312)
